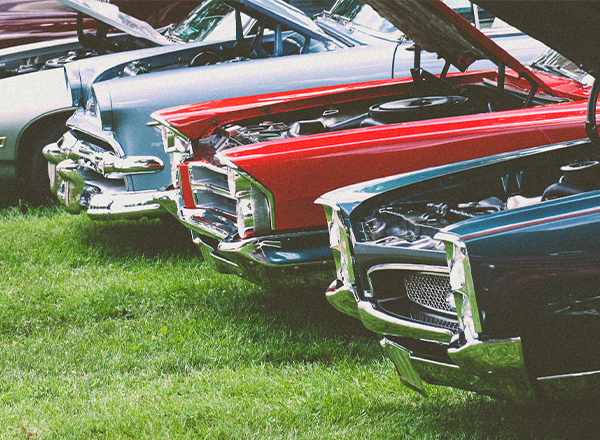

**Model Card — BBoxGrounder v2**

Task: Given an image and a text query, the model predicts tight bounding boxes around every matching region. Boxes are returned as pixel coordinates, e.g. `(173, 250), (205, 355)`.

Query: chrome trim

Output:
(0, 137), (6, 148)
(86, 190), (166, 220)
(447, 337), (534, 402)
(367, 263), (454, 315)
(150, 114), (191, 142)
(436, 231), (482, 336)
(153, 190), (234, 240)
(188, 162), (234, 201)
(218, 152), (276, 231)
(66, 111), (125, 157)
(382, 336), (534, 402)
(367, 263), (449, 276)
(56, 159), (85, 214)
(357, 300), (455, 343)
(326, 280), (360, 319)
(538, 369), (600, 400)
(380, 338), (428, 396)
(192, 233), (240, 276)
(214, 231), (335, 291)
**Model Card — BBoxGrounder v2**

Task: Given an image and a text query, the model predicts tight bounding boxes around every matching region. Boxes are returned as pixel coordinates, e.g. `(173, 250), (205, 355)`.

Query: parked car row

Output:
(5, 0), (598, 404)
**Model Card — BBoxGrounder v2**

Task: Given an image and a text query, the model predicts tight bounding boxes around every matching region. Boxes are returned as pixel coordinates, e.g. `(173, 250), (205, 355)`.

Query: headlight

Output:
(436, 231), (482, 340)
(227, 166), (273, 239)
(325, 207), (355, 286)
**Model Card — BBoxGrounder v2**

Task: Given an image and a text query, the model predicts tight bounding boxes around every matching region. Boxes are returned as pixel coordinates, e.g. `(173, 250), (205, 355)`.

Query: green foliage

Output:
(0, 207), (598, 439)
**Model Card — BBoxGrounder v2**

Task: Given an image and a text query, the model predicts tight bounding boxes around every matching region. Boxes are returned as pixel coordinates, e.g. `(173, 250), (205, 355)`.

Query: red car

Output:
(151, 0), (592, 291)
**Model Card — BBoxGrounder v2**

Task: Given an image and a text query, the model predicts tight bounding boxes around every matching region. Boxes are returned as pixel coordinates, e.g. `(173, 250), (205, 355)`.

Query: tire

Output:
(21, 122), (69, 206)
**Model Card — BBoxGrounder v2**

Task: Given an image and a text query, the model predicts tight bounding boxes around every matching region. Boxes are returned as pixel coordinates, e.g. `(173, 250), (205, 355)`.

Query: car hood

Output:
(57, 0), (172, 45)
(361, 0), (546, 89)
(473, 0), (600, 79)
(58, 0), (330, 46)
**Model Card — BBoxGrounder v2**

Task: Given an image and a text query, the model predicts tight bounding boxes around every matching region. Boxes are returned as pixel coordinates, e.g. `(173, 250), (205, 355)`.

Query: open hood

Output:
(223, 0), (330, 42)
(57, 0), (172, 45)
(58, 0), (330, 47)
(362, 0), (548, 91)
(474, 0), (600, 79)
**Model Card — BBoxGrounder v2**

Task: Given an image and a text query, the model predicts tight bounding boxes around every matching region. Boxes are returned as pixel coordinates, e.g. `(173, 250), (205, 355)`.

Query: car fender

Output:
(0, 68), (74, 176)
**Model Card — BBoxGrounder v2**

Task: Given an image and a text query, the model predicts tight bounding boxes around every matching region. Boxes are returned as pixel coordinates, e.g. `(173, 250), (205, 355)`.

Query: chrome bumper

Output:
(43, 131), (165, 219)
(328, 274), (534, 401)
(192, 231), (335, 292)
(154, 188), (336, 291)
(380, 336), (534, 402)
(153, 188), (237, 240)
(215, 231), (336, 291)
(329, 288), (534, 401)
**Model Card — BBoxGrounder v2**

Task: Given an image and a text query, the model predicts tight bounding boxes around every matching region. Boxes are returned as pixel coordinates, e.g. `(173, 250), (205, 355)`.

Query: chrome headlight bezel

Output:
(222, 156), (274, 239)
(89, 82), (114, 131)
(436, 231), (482, 340)
(324, 205), (355, 286)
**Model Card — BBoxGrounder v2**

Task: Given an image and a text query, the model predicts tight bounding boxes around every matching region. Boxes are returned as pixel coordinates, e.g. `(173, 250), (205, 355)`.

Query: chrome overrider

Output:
(321, 203), (535, 402)
(43, 131), (166, 218)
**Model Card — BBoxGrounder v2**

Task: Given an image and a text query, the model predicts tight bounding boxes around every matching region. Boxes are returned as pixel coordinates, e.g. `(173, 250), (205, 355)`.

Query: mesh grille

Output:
(405, 272), (455, 315)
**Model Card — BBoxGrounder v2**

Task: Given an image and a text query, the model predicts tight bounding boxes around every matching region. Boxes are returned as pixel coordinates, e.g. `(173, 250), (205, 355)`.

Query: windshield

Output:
(530, 49), (593, 86)
(172, 0), (242, 43)
(329, 0), (402, 37)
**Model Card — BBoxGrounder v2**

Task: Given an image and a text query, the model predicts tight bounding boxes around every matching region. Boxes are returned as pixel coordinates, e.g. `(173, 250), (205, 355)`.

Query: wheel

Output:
(21, 123), (69, 206)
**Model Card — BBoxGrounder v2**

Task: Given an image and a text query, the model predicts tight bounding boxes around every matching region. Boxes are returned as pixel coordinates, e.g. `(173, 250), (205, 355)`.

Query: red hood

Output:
(153, 0), (554, 140)
(152, 77), (418, 140)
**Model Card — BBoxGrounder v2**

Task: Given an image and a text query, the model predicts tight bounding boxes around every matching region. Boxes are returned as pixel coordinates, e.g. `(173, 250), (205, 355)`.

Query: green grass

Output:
(0, 204), (598, 439)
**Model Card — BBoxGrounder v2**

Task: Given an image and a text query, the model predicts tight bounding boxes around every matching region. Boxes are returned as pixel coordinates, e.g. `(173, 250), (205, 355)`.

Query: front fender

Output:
(0, 67), (73, 165)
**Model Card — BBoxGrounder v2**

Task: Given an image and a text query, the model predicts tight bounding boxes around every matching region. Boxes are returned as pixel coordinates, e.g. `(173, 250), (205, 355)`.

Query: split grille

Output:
(405, 272), (455, 315)
(367, 265), (457, 330)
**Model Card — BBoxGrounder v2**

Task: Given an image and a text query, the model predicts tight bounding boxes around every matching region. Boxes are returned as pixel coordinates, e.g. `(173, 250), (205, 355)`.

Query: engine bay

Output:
(359, 155), (600, 248)
(222, 72), (562, 148)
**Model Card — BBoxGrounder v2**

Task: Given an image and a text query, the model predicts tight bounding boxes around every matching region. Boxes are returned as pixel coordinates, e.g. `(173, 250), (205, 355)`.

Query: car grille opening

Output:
(405, 272), (455, 315)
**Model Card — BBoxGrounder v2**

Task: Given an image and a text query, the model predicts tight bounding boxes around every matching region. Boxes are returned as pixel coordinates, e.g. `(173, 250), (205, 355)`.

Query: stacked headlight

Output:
(325, 206), (355, 287)
(436, 231), (482, 340)
(226, 165), (273, 239)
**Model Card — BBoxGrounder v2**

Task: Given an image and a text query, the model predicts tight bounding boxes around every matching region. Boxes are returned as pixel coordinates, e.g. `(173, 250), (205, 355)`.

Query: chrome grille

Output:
(405, 272), (455, 315)
(188, 162), (236, 219)
(411, 307), (459, 331)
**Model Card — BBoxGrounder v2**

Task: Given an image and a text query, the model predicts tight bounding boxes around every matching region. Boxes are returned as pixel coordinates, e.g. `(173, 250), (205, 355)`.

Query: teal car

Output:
(317, 0), (600, 402)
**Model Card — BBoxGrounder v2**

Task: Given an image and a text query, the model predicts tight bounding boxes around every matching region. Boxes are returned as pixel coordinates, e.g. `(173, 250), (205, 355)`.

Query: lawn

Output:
(0, 201), (598, 439)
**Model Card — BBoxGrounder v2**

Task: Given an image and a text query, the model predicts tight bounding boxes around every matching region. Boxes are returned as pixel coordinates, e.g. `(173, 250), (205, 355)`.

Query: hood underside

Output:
(474, 0), (600, 78)
(57, 0), (172, 45)
(362, 0), (539, 80)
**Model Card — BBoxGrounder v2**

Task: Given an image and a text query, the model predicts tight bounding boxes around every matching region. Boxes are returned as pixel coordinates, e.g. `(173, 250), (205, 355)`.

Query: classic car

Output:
(41, 0), (546, 216)
(0, 0), (196, 49)
(150, 0), (589, 293)
(316, 0), (600, 402)
(2, 0), (253, 201)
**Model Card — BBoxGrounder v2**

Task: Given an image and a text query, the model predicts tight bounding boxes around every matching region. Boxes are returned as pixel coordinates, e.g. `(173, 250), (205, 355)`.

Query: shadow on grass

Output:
(72, 214), (200, 260)
(385, 394), (600, 439)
